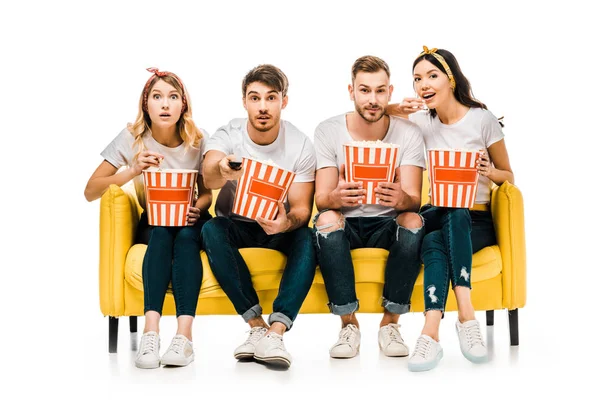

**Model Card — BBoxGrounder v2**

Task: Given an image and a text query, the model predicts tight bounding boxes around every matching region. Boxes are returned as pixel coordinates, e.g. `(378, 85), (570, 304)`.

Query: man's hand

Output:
(256, 202), (291, 235)
(374, 169), (406, 208)
(218, 155), (244, 181)
(330, 164), (365, 208)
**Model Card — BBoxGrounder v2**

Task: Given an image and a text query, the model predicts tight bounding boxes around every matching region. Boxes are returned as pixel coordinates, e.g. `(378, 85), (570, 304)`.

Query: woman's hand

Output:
(133, 150), (164, 175)
(386, 98), (426, 118)
(477, 149), (494, 177)
(187, 205), (201, 226)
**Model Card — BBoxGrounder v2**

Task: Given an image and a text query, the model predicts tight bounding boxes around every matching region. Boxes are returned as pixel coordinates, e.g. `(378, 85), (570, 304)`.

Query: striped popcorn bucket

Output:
(232, 158), (296, 220)
(343, 144), (399, 204)
(143, 169), (197, 226)
(427, 149), (481, 208)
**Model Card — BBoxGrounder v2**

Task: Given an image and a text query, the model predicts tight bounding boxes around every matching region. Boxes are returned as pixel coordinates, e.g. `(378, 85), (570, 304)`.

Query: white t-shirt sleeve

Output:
(100, 128), (134, 169)
(400, 124), (426, 168)
(481, 110), (505, 147)
(204, 125), (233, 156)
(313, 125), (338, 170)
(294, 139), (317, 183)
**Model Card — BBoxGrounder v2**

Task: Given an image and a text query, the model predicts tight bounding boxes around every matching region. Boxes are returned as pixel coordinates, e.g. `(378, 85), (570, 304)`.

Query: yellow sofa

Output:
(98, 175), (526, 352)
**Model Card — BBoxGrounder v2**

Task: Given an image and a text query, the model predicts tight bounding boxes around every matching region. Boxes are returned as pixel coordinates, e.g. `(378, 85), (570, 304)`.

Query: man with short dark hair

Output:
(202, 64), (316, 368)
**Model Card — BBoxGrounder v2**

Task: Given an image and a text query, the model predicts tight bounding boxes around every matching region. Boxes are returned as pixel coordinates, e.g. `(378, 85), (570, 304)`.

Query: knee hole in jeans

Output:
(315, 210), (345, 233)
(396, 212), (423, 230)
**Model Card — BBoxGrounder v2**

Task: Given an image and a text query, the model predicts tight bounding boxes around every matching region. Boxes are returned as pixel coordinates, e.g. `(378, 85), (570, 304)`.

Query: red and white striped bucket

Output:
(232, 158), (295, 220)
(427, 149), (481, 208)
(343, 143), (399, 204)
(143, 169), (197, 226)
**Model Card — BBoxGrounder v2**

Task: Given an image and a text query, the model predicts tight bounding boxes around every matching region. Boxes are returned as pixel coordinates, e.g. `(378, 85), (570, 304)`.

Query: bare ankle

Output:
(248, 317), (269, 329)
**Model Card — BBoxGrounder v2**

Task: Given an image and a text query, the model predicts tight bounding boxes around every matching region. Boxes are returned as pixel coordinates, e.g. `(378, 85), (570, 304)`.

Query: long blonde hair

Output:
(128, 72), (202, 160)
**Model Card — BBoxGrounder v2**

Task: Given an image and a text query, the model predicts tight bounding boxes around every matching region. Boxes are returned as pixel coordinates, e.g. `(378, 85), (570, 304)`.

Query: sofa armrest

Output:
(490, 181), (527, 309)
(99, 184), (140, 316)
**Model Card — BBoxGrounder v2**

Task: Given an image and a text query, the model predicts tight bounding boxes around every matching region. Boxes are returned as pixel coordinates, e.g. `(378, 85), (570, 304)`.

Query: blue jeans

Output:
(313, 211), (425, 316)
(142, 212), (212, 317)
(201, 217), (316, 331)
(420, 205), (497, 312)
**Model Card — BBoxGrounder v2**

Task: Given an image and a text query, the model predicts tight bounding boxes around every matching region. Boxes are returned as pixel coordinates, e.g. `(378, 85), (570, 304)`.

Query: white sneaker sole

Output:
(135, 359), (160, 369)
(254, 354), (291, 368)
(161, 354), (194, 367)
(380, 343), (409, 357)
(330, 344), (360, 359)
(234, 352), (255, 360)
(408, 349), (444, 372)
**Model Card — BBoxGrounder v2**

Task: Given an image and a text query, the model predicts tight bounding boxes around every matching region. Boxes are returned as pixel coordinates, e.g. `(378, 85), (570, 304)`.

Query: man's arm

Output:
(202, 150), (243, 190)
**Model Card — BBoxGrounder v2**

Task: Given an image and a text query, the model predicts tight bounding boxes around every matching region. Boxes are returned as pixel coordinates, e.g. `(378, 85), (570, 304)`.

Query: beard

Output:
(249, 113), (279, 132)
(355, 103), (385, 123)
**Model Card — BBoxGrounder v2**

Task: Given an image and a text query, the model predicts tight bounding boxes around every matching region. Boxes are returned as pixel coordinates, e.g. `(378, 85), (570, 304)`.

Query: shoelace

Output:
(339, 326), (358, 343)
(384, 325), (403, 343)
(463, 323), (484, 348)
(245, 327), (267, 344)
(412, 336), (431, 359)
(169, 336), (187, 354)
(141, 334), (158, 355)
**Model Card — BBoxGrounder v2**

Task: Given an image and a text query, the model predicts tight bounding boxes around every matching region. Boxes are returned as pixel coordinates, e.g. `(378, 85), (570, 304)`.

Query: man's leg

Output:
(253, 226), (317, 367)
(201, 217), (268, 359)
(313, 211), (361, 359)
(375, 212), (425, 357)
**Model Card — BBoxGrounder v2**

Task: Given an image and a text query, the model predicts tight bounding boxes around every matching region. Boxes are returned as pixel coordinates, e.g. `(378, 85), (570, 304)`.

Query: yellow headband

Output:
(418, 46), (456, 90)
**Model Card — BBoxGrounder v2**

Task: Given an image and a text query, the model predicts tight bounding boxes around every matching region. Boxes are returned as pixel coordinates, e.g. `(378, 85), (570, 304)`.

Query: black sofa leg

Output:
(486, 310), (494, 326)
(129, 316), (137, 333)
(109, 317), (119, 353)
(508, 309), (519, 346)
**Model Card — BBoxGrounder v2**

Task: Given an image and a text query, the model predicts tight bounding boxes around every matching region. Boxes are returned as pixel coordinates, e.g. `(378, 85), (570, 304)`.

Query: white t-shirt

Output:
(409, 107), (504, 204)
(314, 114), (426, 217)
(204, 118), (316, 219)
(101, 127), (208, 210)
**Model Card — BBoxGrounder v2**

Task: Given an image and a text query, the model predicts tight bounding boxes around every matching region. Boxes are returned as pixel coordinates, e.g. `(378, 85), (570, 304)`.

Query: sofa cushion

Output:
(125, 244), (502, 297)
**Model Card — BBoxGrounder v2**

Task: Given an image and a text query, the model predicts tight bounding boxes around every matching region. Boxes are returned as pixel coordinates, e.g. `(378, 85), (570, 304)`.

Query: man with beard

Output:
(312, 56), (426, 359)
(202, 64), (316, 368)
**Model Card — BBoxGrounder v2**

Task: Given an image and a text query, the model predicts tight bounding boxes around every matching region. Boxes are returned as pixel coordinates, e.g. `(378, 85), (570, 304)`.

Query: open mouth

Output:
(422, 93), (435, 100)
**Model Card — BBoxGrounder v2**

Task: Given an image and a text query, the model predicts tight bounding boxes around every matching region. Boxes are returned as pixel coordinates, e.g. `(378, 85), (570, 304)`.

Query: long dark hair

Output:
(413, 49), (486, 119)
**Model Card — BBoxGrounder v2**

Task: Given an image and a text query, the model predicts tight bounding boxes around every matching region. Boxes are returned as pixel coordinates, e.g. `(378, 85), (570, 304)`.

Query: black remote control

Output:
(228, 160), (242, 170)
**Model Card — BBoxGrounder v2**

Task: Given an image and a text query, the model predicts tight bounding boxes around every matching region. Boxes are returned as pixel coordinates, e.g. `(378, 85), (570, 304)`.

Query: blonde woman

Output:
(85, 68), (212, 369)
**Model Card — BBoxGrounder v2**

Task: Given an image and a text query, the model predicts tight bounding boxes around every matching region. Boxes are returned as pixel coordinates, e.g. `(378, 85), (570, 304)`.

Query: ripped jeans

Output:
(420, 205), (496, 313)
(312, 210), (424, 316)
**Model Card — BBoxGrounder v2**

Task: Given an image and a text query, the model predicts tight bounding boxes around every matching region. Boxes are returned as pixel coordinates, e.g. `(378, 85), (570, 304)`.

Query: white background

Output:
(1, 0), (598, 397)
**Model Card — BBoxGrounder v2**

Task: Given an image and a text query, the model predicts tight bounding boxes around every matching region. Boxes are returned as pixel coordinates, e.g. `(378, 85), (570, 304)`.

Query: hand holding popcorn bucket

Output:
(427, 149), (481, 208)
(143, 168), (197, 226)
(232, 158), (296, 220)
(343, 142), (399, 204)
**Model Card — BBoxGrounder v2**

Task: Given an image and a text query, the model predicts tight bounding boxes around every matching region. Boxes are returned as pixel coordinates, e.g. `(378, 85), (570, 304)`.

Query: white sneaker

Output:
(329, 324), (361, 359)
(254, 332), (292, 368)
(161, 334), (194, 367)
(378, 323), (409, 357)
(408, 334), (443, 372)
(135, 331), (160, 369)
(456, 319), (488, 363)
(234, 327), (267, 360)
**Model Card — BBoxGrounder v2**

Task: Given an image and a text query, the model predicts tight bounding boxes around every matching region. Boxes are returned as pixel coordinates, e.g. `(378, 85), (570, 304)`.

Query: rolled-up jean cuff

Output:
(381, 298), (410, 315)
(268, 312), (293, 331)
(328, 300), (359, 316)
(241, 304), (263, 322)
